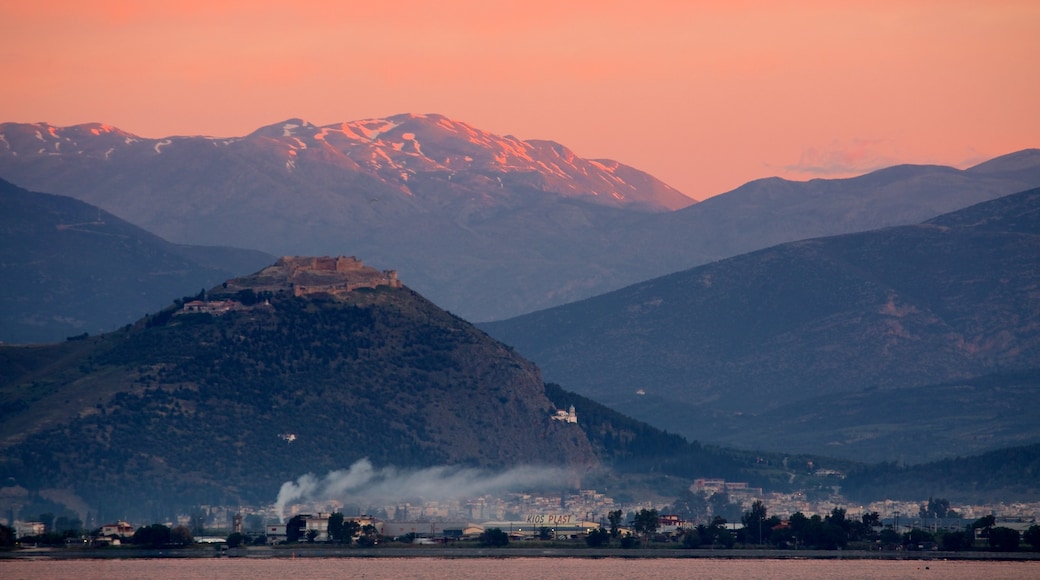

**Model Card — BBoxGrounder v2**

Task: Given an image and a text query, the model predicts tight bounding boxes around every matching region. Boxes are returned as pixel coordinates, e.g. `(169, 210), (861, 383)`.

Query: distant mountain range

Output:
(0, 179), (273, 343)
(481, 187), (1040, 462)
(2, 116), (1037, 321)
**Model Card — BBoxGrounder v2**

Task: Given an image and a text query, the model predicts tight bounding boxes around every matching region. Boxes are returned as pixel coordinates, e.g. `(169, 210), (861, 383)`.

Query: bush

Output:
(682, 528), (701, 548)
(171, 525), (194, 545)
(1025, 525), (1040, 551)
(478, 528), (509, 547)
(620, 535), (640, 549)
(989, 527), (1021, 552)
(585, 528), (610, 547)
(940, 530), (973, 551)
(132, 524), (171, 547)
(226, 532), (245, 548)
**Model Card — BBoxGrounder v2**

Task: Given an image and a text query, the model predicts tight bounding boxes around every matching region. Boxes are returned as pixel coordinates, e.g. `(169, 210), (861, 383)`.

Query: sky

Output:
(1, 1), (1037, 199)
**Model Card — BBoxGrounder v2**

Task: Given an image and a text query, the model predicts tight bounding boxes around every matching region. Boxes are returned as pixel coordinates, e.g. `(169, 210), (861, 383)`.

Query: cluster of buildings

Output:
(8, 479), (1040, 544)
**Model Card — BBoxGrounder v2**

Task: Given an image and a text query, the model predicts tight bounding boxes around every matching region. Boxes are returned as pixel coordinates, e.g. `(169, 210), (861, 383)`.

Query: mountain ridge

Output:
(480, 187), (1040, 461)
(1, 116), (1037, 321)
(0, 178), (274, 344)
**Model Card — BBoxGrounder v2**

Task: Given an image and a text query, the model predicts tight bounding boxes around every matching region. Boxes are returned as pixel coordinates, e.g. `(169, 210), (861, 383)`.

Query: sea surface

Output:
(1, 557), (1037, 580)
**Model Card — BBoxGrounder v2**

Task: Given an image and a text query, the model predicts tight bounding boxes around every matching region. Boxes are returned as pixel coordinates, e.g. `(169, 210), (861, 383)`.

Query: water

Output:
(1, 557), (1037, 580)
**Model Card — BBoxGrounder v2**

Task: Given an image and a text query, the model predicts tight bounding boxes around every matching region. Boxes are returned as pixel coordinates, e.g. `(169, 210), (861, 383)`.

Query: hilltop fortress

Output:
(221, 256), (402, 298)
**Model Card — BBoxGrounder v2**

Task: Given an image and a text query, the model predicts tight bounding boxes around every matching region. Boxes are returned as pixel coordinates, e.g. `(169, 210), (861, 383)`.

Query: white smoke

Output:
(274, 458), (570, 521)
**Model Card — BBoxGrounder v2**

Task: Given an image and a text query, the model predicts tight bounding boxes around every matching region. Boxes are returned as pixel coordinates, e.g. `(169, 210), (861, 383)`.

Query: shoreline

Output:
(4, 546), (1040, 561)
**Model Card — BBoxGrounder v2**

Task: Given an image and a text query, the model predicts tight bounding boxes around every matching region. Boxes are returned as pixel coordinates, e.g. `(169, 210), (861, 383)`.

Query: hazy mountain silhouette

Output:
(481, 187), (1040, 461)
(2, 117), (1037, 321)
(0, 178), (272, 343)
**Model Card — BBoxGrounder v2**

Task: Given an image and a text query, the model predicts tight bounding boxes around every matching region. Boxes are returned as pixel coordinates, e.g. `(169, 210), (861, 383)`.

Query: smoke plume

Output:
(274, 458), (571, 521)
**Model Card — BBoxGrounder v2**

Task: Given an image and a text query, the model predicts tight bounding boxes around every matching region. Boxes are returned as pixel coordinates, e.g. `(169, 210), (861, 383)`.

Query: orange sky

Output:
(1, 0), (1037, 199)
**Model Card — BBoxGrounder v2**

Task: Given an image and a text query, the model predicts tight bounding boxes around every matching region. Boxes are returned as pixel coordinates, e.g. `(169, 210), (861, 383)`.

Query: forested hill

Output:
(0, 278), (596, 516)
(542, 383), (849, 495)
(842, 443), (1040, 504)
(544, 383), (1040, 504)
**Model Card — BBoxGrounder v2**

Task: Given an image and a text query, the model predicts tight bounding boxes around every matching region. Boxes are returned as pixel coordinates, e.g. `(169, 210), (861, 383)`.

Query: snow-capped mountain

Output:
(0, 113), (692, 212)
(262, 114), (692, 210)
(1, 115), (1038, 322)
(0, 114), (692, 320)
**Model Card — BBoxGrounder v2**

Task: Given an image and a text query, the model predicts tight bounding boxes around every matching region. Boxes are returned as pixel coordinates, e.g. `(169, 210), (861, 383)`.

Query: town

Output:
(5, 481), (1040, 552)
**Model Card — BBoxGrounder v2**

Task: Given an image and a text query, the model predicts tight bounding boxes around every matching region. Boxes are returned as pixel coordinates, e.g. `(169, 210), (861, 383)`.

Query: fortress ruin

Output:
(220, 256), (402, 298)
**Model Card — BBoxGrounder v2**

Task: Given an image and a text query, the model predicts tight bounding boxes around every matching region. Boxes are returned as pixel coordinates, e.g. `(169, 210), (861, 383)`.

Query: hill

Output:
(0, 258), (600, 518)
(842, 443), (1040, 504)
(3, 256), (1038, 520)
(2, 119), (1037, 321)
(612, 151), (1040, 275)
(0, 178), (273, 344)
(481, 188), (1040, 462)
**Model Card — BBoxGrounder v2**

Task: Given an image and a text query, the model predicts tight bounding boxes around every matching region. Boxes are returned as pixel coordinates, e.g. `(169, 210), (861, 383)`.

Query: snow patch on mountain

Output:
(351, 119), (401, 141)
(0, 115), (694, 211)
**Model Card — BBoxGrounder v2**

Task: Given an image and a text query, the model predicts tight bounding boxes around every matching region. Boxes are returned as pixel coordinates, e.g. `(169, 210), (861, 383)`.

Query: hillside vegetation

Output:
(0, 178), (272, 343)
(0, 282), (596, 515)
(483, 187), (1040, 461)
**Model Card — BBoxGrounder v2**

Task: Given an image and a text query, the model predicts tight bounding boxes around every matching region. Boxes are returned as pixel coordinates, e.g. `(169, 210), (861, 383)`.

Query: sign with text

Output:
(525, 514), (575, 525)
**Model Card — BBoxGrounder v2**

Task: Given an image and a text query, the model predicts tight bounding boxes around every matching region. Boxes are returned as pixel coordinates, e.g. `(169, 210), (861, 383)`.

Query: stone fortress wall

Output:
(279, 256), (401, 297)
(214, 255), (402, 300)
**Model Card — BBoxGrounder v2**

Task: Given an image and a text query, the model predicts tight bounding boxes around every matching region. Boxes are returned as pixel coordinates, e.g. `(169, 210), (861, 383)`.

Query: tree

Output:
(285, 515), (306, 543)
(1023, 525), (1040, 551)
(879, 528), (901, 546)
(971, 515), (996, 537)
(861, 511), (881, 528)
(305, 529), (318, 543)
(681, 527), (702, 548)
(741, 500), (769, 545)
(631, 508), (660, 544)
(619, 535), (640, 549)
(704, 516), (734, 548)
(825, 507), (850, 538)
(708, 492), (742, 521)
(170, 525), (193, 545)
(327, 512), (360, 544)
(538, 526), (553, 540)
(132, 524), (172, 547)
(226, 532), (246, 548)
(941, 530), (973, 551)
(327, 512), (344, 543)
(988, 527), (1020, 552)
(190, 511), (206, 537)
(668, 490), (708, 522)
(356, 524), (379, 547)
(903, 528), (935, 550)
(341, 520), (361, 544)
(585, 527), (610, 547)
(857, 511), (881, 541)
(479, 527), (509, 547)
(0, 524), (15, 547)
(607, 509), (623, 539)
